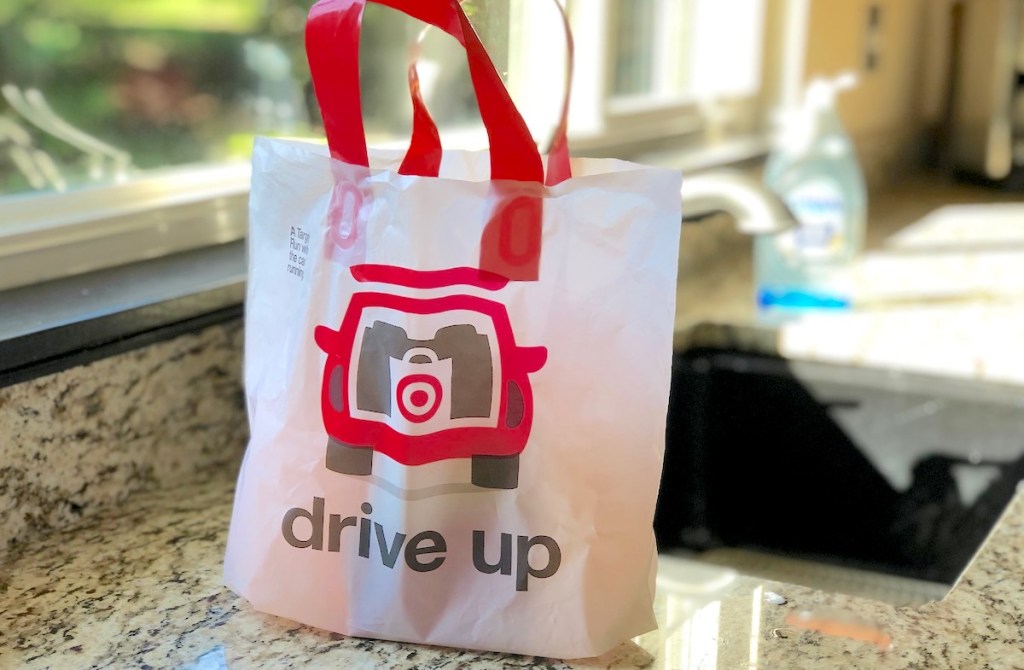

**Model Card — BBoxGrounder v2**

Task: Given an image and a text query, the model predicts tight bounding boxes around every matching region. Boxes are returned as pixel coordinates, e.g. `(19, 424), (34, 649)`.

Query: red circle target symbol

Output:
(396, 374), (443, 423)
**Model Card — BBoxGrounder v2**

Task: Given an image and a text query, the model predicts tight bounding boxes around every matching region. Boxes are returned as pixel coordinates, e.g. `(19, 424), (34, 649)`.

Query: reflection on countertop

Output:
(677, 176), (1024, 326)
(677, 177), (1024, 385)
(2, 463), (1024, 669)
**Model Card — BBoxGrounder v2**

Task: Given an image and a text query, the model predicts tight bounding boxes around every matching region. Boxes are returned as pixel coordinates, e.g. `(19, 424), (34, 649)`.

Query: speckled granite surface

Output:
(0, 320), (246, 551)
(4, 177), (1024, 668)
(2, 465), (1023, 669)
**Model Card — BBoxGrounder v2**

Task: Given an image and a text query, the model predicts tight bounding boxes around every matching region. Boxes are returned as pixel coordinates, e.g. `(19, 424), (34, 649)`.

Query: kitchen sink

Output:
(654, 336), (1024, 593)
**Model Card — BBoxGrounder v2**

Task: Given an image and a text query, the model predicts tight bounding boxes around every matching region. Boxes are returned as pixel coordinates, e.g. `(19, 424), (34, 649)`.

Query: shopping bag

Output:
(224, 0), (682, 658)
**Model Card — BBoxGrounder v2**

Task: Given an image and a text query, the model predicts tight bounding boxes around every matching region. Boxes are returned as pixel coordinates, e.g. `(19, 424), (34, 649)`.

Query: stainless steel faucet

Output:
(680, 170), (796, 235)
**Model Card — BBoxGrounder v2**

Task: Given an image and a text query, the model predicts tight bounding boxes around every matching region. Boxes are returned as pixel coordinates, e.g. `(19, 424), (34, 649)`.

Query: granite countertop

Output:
(676, 182), (1024, 387)
(4, 177), (1023, 669)
(3, 463), (1024, 669)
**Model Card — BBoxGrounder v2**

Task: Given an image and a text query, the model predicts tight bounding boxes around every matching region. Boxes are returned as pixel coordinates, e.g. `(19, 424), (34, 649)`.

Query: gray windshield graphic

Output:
(355, 321), (493, 420)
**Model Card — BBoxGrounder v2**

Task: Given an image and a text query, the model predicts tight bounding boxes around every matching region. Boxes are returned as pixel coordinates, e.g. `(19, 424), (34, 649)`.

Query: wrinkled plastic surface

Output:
(223, 139), (682, 658)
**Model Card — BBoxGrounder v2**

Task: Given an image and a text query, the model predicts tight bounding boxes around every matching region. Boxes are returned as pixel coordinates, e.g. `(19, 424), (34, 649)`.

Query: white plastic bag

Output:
(224, 0), (681, 658)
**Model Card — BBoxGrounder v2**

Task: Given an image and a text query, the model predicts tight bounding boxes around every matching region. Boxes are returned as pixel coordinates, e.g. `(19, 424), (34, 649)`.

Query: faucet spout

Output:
(681, 170), (796, 235)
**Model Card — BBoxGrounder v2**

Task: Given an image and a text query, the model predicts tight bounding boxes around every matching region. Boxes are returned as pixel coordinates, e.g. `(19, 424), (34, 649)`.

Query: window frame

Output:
(0, 0), (774, 294)
(505, 0), (767, 157)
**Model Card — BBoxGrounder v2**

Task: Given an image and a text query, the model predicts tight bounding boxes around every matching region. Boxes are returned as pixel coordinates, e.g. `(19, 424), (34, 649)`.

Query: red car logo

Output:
(314, 265), (547, 489)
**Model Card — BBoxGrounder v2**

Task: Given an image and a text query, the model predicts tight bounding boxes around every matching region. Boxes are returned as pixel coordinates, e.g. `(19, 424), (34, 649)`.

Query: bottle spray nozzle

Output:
(806, 71), (859, 108)
(777, 71), (859, 154)
(832, 71), (858, 91)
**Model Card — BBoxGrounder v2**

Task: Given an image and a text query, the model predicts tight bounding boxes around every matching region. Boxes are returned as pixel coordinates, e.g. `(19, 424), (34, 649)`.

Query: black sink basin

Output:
(655, 345), (1024, 585)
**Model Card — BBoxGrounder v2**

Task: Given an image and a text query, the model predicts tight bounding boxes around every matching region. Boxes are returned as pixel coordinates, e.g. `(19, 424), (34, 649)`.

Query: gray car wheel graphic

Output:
(325, 438), (373, 475)
(471, 454), (520, 489)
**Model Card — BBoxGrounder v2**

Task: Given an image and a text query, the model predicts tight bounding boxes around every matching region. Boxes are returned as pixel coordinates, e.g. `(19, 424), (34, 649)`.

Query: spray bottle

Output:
(755, 73), (866, 318)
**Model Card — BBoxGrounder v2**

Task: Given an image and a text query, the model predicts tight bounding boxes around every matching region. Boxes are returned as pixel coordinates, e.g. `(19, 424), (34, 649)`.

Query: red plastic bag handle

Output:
(306, 0), (543, 184)
(401, 0), (574, 186)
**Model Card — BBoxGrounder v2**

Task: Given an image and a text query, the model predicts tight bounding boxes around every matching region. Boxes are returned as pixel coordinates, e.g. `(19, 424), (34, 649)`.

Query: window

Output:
(610, 0), (694, 103)
(505, 0), (766, 153)
(0, 0), (768, 292)
(1, 2), (290, 197)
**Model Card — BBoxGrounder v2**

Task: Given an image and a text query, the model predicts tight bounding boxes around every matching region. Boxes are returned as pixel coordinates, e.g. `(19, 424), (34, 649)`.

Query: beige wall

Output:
(797, 0), (953, 183)
(803, 0), (928, 134)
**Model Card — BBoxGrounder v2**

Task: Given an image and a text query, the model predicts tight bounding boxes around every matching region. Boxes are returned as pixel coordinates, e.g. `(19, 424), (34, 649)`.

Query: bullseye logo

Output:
(397, 377), (441, 422)
(389, 348), (452, 430)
